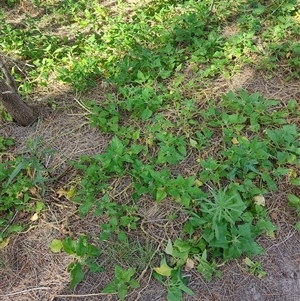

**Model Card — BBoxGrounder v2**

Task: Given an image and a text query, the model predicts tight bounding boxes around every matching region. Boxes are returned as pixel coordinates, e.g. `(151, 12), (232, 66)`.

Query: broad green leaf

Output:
(287, 99), (297, 110)
(110, 136), (125, 155)
(85, 261), (104, 273)
(114, 265), (124, 279)
(122, 268), (135, 282)
(118, 283), (128, 301)
(120, 216), (131, 227)
(177, 281), (194, 295)
(258, 219), (277, 239)
(168, 187), (180, 199)
(156, 188), (167, 202)
(132, 130), (140, 140)
(141, 107), (153, 120)
(87, 244), (101, 257)
(62, 237), (77, 255)
(129, 279), (140, 289)
(129, 144), (143, 154)
(236, 223), (252, 238)
(287, 194), (300, 206)
(136, 70), (146, 83)
(172, 238), (191, 259)
(115, 265), (134, 282)
(183, 220), (195, 237)
(102, 282), (117, 293)
(76, 236), (88, 256)
(197, 260), (215, 282)
(70, 263), (85, 289)
(177, 144), (186, 156)
(78, 201), (93, 217)
(290, 178), (300, 186)
(167, 286), (183, 301)
(273, 167), (290, 177)
(201, 249), (208, 261)
(179, 193), (191, 207)
(49, 239), (63, 253)
(117, 231), (128, 242)
(8, 224), (23, 233)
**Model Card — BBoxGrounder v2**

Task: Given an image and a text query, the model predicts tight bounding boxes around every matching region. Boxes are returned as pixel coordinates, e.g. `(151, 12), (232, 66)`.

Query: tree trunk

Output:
(0, 79), (38, 126)
(0, 56), (38, 126)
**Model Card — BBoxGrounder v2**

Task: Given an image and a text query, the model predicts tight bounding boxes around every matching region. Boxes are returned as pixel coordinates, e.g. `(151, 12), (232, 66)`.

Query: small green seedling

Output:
(244, 257), (267, 279)
(102, 265), (140, 301)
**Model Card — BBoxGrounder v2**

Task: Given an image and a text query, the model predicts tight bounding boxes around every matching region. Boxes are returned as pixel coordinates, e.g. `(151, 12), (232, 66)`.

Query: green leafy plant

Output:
(154, 238), (218, 299)
(49, 236), (103, 289)
(184, 186), (274, 279)
(0, 139), (53, 240)
(153, 255), (194, 301)
(244, 257), (267, 279)
(0, 136), (14, 152)
(155, 133), (186, 165)
(102, 265), (140, 301)
(166, 175), (204, 207)
(94, 194), (139, 241)
(195, 249), (220, 282)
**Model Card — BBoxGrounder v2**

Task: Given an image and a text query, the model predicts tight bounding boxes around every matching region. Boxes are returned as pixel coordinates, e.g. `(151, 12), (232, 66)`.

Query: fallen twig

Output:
(54, 292), (117, 298)
(0, 287), (50, 297)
